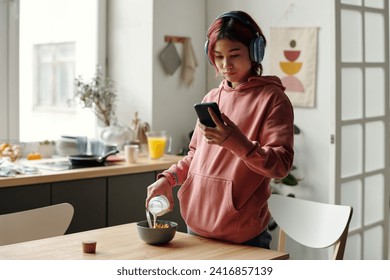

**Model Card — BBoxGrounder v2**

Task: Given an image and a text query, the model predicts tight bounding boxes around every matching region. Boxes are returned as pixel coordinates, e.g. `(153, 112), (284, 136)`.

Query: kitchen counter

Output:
(0, 154), (183, 188)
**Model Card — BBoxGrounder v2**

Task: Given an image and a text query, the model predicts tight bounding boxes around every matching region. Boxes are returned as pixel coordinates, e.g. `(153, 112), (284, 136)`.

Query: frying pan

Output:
(68, 149), (119, 167)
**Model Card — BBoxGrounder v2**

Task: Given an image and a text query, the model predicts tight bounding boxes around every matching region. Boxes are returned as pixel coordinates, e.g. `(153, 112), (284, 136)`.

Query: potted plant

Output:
(73, 65), (117, 127)
(73, 66), (134, 149)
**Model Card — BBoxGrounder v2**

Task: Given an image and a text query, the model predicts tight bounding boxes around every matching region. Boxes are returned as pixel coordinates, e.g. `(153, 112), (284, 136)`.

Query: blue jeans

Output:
(187, 227), (272, 249)
(242, 230), (272, 249)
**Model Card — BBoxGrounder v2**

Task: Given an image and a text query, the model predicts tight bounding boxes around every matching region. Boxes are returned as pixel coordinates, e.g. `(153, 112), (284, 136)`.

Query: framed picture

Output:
(270, 27), (318, 107)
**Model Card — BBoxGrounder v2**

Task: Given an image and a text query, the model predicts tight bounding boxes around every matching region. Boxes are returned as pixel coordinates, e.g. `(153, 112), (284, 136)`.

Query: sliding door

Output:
(335, 0), (389, 259)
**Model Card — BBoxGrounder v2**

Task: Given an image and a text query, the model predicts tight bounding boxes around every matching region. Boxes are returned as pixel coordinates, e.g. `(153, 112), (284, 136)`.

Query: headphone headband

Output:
(217, 12), (260, 37)
(205, 11), (265, 64)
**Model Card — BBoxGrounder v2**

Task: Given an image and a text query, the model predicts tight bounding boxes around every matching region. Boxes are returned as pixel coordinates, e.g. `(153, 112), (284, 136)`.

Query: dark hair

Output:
(206, 11), (266, 76)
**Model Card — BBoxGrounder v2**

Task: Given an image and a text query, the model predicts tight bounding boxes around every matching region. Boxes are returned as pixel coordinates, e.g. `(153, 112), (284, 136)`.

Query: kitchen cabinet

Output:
(107, 172), (155, 226)
(52, 178), (106, 234)
(0, 184), (50, 215)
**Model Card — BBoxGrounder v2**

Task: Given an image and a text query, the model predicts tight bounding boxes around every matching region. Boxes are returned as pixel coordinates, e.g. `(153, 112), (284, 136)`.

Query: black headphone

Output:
(204, 11), (265, 64)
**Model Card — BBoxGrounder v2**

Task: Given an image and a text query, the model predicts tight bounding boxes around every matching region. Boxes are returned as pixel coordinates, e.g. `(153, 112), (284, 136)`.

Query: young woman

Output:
(146, 11), (294, 248)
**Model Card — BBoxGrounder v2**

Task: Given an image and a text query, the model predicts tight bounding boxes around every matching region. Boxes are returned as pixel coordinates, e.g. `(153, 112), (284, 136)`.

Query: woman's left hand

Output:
(197, 108), (236, 145)
(145, 177), (174, 211)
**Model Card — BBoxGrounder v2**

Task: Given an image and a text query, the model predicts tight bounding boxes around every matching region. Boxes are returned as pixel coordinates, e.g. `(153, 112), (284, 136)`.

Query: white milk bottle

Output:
(148, 195), (170, 216)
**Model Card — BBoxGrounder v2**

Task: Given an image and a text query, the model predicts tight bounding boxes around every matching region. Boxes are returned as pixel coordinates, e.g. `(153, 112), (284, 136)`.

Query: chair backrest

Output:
(268, 194), (353, 260)
(0, 203), (74, 246)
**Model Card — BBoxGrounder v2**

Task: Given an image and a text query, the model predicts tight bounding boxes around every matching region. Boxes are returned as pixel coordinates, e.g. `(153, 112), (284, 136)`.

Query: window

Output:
(34, 42), (75, 109)
(1, 0), (106, 143)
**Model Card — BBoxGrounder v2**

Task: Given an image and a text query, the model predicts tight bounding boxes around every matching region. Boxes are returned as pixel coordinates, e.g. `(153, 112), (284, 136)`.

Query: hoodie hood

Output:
(220, 75), (286, 92)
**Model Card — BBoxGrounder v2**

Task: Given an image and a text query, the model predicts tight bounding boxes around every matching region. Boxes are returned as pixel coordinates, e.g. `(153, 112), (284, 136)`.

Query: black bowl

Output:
(136, 220), (178, 245)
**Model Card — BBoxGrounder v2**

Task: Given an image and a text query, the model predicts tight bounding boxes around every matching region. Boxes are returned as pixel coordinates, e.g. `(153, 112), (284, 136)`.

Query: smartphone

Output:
(194, 102), (223, 127)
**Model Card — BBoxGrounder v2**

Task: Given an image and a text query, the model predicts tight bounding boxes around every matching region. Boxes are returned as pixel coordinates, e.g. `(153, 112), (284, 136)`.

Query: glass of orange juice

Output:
(146, 131), (170, 159)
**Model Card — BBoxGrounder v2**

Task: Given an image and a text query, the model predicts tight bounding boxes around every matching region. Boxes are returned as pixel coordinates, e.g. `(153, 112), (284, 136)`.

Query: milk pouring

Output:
(147, 195), (170, 228)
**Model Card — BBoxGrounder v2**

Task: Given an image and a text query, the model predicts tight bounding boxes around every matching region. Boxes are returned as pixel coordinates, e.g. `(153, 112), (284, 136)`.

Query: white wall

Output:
(152, 0), (207, 153)
(108, 0), (206, 154)
(108, 0), (154, 141)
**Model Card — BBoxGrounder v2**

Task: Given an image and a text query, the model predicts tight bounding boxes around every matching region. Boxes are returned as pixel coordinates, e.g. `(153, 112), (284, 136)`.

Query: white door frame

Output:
(335, 0), (390, 259)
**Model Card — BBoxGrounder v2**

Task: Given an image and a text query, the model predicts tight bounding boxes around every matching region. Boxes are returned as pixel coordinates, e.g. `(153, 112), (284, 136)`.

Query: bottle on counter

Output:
(130, 111), (150, 155)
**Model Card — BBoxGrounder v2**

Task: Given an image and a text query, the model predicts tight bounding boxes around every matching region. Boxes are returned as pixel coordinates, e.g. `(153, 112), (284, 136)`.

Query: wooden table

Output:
(0, 223), (288, 260)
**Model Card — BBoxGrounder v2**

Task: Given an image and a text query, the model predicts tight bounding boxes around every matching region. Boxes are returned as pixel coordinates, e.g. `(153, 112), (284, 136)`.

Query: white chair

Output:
(0, 203), (74, 246)
(268, 194), (353, 260)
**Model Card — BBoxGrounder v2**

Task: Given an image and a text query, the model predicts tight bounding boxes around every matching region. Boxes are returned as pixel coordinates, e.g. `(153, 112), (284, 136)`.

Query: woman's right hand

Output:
(145, 177), (174, 211)
(198, 109), (234, 145)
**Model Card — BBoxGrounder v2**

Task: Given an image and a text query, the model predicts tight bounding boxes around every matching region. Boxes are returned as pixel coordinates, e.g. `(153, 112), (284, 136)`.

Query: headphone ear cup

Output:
(204, 40), (212, 65)
(250, 36), (265, 63)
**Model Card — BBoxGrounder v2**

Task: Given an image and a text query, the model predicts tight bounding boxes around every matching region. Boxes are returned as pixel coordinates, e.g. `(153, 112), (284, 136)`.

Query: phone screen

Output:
(194, 102), (223, 127)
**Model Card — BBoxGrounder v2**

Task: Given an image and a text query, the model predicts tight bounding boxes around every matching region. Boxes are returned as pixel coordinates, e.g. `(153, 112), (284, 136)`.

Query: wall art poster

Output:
(270, 27), (318, 107)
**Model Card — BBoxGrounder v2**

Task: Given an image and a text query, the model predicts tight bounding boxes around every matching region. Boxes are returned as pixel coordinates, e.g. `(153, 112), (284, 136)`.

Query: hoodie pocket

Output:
(178, 173), (239, 234)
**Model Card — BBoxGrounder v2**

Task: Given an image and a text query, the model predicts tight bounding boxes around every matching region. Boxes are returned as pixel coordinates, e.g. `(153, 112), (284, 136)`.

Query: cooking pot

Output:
(68, 149), (119, 167)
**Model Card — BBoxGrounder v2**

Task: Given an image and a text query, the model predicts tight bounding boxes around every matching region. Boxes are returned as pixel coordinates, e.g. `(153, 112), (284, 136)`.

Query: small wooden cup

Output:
(82, 241), (97, 254)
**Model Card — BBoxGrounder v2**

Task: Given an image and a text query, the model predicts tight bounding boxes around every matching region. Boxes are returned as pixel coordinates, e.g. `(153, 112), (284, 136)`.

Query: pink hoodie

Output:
(159, 76), (294, 243)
